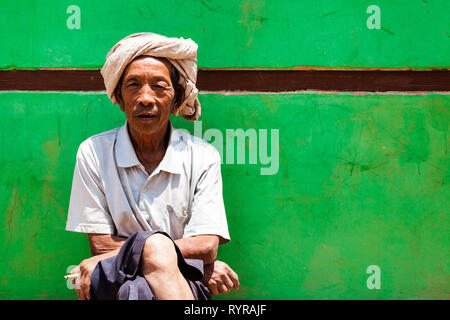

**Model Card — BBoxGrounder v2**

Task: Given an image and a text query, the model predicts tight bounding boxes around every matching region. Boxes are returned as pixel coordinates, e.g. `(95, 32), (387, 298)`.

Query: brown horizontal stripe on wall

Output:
(0, 70), (449, 92)
(0, 70), (105, 91)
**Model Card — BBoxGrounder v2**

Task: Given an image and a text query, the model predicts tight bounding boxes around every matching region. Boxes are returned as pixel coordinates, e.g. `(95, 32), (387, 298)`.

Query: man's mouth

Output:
(136, 114), (157, 121)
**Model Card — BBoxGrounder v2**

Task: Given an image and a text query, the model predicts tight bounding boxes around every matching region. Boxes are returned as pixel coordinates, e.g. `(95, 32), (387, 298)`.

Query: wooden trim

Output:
(0, 70), (449, 92)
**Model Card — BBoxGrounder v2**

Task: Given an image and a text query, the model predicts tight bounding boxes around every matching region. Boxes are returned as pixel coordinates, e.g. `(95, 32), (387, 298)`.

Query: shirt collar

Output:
(115, 121), (184, 175)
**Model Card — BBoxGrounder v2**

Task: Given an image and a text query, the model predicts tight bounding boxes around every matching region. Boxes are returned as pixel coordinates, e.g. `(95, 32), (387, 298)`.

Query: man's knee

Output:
(140, 233), (178, 274)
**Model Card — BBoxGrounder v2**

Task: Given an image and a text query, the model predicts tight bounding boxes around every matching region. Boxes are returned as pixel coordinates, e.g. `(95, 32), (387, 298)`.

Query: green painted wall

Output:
(1, 91), (448, 299)
(1, 0), (449, 69)
(1, 0), (449, 300)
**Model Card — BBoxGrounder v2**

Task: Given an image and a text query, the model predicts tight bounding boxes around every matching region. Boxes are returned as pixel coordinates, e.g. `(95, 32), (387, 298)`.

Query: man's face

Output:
(117, 56), (177, 138)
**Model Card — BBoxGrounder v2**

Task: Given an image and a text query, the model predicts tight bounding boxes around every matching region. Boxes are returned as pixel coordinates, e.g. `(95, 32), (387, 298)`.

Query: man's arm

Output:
(88, 234), (127, 256)
(88, 233), (218, 264)
(174, 235), (218, 264)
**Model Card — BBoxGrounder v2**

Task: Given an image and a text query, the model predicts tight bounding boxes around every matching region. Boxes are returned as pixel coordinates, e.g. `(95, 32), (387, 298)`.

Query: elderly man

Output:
(65, 32), (239, 300)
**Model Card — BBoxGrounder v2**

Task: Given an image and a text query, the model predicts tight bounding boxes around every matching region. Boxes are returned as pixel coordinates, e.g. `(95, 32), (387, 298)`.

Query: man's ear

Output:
(114, 84), (125, 111)
(171, 85), (185, 114)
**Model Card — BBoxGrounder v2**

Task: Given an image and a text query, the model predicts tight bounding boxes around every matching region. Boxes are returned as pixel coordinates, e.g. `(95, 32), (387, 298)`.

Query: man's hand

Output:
(71, 249), (119, 300)
(203, 260), (239, 295)
(71, 255), (103, 300)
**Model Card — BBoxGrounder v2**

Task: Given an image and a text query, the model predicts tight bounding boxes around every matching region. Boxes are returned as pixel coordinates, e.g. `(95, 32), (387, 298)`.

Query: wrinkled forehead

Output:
(119, 55), (176, 84)
(124, 55), (171, 75)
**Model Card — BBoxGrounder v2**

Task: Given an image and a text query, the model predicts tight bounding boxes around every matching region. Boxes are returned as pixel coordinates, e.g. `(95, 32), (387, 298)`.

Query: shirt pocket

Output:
(166, 204), (190, 226)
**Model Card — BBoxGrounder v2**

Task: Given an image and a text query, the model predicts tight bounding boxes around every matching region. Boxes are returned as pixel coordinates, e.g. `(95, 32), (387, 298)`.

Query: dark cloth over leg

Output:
(90, 230), (211, 300)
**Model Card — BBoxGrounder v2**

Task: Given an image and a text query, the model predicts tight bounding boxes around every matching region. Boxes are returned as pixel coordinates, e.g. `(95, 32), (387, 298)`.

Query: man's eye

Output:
(153, 85), (166, 90)
(128, 82), (138, 87)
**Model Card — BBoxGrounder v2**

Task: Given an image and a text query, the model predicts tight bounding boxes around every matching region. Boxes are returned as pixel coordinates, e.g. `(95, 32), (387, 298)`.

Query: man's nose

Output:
(137, 85), (157, 107)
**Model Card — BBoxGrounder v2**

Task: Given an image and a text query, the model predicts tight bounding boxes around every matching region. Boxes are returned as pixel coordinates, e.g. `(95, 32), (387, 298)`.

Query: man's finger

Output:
(223, 264), (239, 290)
(81, 277), (91, 300)
(85, 280), (91, 300)
(71, 266), (80, 274)
(75, 288), (82, 300)
(221, 275), (234, 291)
(82, 267), (91, 300)
(79, 272), (88, 300)
(219, 284), (229, 294)
(210, 285), (219, 296)
(229, 270), (239, 290)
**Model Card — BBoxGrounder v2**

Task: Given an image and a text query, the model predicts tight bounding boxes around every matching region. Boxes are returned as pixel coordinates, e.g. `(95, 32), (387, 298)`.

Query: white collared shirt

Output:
(65, 121), (230, 244)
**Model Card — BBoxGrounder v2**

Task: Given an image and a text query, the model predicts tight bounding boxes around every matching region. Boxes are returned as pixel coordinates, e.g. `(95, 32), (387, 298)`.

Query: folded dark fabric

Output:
(90, 230), (211, 300)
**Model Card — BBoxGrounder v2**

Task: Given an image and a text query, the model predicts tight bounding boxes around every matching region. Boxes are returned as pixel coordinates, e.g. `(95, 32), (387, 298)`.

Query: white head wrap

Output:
(101, 32), (201, 121)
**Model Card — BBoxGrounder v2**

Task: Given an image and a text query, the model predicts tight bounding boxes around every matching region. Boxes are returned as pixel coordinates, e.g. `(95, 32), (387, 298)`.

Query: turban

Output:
(101, 32), (201, 121)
